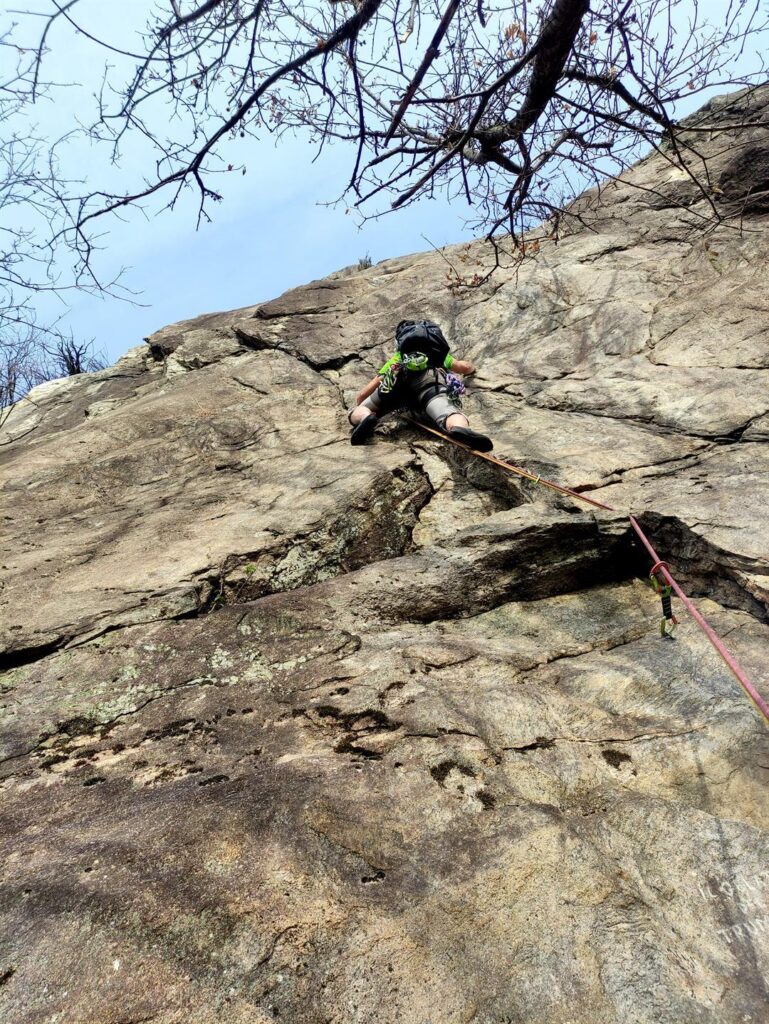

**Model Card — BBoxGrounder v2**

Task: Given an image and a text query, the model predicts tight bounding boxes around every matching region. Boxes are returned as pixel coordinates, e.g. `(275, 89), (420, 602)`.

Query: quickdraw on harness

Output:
(444, 371), (466, 407)
(379, 365), (398, 394)
(649, 560), (678, 638)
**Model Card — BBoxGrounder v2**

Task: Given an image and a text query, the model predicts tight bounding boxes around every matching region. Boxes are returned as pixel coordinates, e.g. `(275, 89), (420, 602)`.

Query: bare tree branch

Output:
(1, 0), (767, 316)
(384, 0), (462, 144)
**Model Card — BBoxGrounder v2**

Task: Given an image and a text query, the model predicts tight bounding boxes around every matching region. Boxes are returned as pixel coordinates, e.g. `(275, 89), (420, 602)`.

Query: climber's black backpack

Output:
(395, 320), (450, 368)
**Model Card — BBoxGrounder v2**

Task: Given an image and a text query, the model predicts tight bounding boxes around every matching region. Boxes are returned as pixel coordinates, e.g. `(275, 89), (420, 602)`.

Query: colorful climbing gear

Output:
(444, 371), (466, 406)
(379, 363), (400, 394)
(380, 352), (434, 392)
(402, 351), (430, 372)
(649, 561), (678, 638)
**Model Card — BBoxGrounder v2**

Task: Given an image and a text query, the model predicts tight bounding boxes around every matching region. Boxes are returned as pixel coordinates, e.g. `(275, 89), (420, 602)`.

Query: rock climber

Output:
(348, 319), (493, 452)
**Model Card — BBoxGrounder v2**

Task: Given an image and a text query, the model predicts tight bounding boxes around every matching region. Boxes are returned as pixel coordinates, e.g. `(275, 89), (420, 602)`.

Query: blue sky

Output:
(48, 137), (477, 362)
(10, 2), (478, 363)
(7, 1), (766, 365)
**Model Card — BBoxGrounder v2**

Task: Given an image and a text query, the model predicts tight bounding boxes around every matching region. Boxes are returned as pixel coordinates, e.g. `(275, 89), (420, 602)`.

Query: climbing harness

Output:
(380, 352), (437, 394)
(649, 561), (678, 639)
(406, 415), (769, 728)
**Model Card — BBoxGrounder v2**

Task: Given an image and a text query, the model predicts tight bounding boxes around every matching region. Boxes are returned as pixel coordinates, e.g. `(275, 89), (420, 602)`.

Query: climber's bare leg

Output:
(445, 412), (469, 430)
(350, 404), (376, 426)
(424, 396), (493, 452)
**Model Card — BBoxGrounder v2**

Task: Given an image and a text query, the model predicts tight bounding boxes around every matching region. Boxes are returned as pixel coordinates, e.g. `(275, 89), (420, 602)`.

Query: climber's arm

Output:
(355, 376), (382, 406)
(450, 358), (476, 376)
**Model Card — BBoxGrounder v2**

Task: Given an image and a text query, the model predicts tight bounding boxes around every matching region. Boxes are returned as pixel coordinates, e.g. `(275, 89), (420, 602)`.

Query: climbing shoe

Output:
(447, 426), (493, 452)
(350, 414), (378, 445)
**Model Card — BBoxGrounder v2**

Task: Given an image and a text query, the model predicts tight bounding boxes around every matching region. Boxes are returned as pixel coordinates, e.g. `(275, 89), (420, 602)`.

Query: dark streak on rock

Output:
(602, 749), (633, 769)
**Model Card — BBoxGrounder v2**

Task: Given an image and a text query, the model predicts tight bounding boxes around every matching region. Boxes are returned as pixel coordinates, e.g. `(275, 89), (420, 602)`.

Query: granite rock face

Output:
(1, 88), (768, 1024)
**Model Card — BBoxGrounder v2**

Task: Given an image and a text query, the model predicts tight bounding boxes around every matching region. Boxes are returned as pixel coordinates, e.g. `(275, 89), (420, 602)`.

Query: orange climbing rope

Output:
(407, 417), (769, 727)
(407, 418), (618, 511)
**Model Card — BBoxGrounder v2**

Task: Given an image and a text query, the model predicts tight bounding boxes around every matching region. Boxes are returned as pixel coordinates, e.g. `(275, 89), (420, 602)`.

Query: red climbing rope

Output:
(628, 515), (769, 724)
(407, 417), (769, 727)
(406, 418), (617, 510)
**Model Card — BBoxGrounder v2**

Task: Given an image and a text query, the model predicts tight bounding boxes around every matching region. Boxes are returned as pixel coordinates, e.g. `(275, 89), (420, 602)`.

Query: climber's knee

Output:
(349, 394), (380, 425)
(445, 411), (469, 431)
(423, 394), (468, 431)
(349, 406), (371, 426)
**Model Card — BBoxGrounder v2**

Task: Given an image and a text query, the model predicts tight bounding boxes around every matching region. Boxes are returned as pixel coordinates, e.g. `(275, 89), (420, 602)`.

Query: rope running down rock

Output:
(406, 416), (769, 728)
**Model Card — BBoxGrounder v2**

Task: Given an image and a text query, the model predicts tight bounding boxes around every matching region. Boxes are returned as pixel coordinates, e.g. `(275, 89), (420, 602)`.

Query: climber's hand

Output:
(452, 359), (476, 376)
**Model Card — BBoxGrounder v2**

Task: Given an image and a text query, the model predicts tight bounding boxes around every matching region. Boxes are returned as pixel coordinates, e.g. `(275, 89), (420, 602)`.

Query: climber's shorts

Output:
(349, 388), (461, 430)
(350, 389), (400, 420)
(422, 393), (461, 429)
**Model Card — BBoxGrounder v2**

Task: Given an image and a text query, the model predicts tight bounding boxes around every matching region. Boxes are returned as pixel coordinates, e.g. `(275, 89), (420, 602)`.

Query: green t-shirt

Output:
(379, 352), (454, 374)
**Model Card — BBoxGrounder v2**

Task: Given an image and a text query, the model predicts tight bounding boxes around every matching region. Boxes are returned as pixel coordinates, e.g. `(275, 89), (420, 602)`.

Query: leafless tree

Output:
(6, 1), (769, 290)
(1, 31), (64, 337)
(0, 325), (106, 425)
(0, 30), (116, 404)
